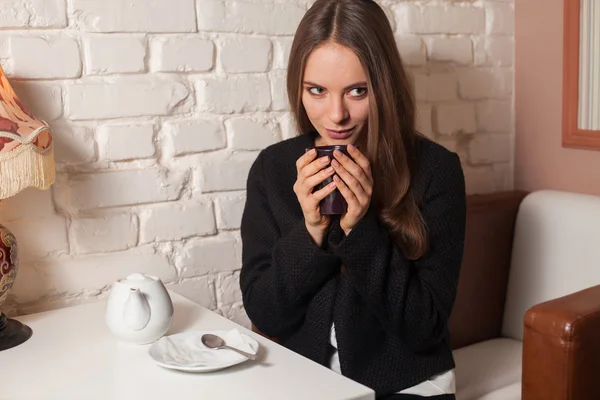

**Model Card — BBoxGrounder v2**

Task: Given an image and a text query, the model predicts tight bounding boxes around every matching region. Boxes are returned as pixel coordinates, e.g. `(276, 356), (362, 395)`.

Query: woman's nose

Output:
(328, 97), (349, 124)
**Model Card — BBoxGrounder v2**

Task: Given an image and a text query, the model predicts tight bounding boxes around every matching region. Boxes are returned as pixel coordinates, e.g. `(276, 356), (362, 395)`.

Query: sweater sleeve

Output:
(239, 152), (341, 338)
(328, 152), (466, 351)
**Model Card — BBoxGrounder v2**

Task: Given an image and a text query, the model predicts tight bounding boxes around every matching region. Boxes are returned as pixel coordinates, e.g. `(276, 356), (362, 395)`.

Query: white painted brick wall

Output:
(225, 116), (280, 150)
(2, 0), (515, 329)
(84, 35), (146, 75)
(396, 36), (426, 66)
(139, 201), (216, 243)
(220, 36), (271, 73)
(214, 195), (246, 230)
(165, 119), (226, 156)
(70, 214), (138, 254)
(97, 124), (156, 161)
(425, 37), (472, 65)
(175, 234), (240, 277)
(150, 37), (214, 72)
(71, 0), (197, 33)
(195, 76), (271, 113)
(67, 78), (190, 120)
(10, 36), (81, 79)
(11, 82), (63, 121)
(0, 0), (67, 28)
(51, 123), (96, 164)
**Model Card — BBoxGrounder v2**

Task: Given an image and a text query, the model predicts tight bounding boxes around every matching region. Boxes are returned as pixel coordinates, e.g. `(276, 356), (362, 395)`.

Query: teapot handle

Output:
(123, 288), (151, 331)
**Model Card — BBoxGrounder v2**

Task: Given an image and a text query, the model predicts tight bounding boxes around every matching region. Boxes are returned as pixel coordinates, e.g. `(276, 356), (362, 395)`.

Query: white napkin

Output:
(156, 329), (255, 367)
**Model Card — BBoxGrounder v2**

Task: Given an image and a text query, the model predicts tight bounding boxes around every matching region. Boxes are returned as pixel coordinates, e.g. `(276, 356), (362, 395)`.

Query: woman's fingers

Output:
(333, 150), (372, 195)
(304, 165), (335, 190)
(311, 180), (337, 202)
(331, 159), (369, 205)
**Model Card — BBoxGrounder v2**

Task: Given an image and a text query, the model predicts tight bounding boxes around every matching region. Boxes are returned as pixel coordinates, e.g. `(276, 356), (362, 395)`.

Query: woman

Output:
(239, 0), (466, 398)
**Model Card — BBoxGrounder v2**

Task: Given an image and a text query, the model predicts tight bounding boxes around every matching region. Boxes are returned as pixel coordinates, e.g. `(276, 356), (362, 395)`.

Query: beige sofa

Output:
(451, 190), (600, 400)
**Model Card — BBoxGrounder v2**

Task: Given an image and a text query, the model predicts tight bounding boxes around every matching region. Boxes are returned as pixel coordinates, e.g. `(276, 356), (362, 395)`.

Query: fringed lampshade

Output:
(0, 66), (55, 198)
(0, 65), (56, 351)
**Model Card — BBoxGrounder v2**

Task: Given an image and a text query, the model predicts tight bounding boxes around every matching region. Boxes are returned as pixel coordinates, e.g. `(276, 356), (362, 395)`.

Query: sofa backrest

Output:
(502, 190), (600, 340)
(449, 191), (527, 349)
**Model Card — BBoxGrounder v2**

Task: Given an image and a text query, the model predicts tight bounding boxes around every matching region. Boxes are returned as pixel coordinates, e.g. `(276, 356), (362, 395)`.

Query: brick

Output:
(140, 200), (216, 243)
(71, 0), (196, 33)
(4, 216), (68, 261)
(220, 36), (271, 73)
(10, 36), (80, 79)
(486, 3), (514, 35)
(0, 0), (67, 28)
(273, 37), (293, 70)
(425, 37), (472, 65)
(37, 246), (177, 295)
(279, 112), (298, 140)
(225, 116), (280, 150)
(412, 72), (458, 102)
(84, 35), (146, 75)
(381, 4), (396, 32)
(476, 100), (512, 132)
(175, 234), (239, 277)
(468, 134), (511, 164)
(56, 169), (186, 212)
(216, 271), (242, 305)
(197, 1), (305, 35)
(416, 103), (433, 138)
(71, 214), (138, 254)
(215, 195), (246, 230)
(10, 82), (62, 121)
(463, 165), (504, 194)
(436, 103), (476, 135)
(5, 263), (47, 304)
(0, 187), (55, 223)
(168, 276), (216, 310)
(51, 123), (96, 164)
(219, 303), (250, 328)
(195, 76), (270, 113)
(394, 4), (484, 34)
(478, 37), (514, 66)
(197, 152), (258, 192)
(395, 36), (426, 66)
(270, 71), (289, 111)
(165, 119), (226, 156)
(97, 124), (155, 161)
(458, 68), (512, 100)
(150, 37), (214, 72)
(67, 77), (189, 120)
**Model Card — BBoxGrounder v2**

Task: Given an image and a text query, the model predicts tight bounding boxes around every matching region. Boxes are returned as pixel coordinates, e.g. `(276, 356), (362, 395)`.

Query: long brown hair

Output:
(287, 0), (427, 259)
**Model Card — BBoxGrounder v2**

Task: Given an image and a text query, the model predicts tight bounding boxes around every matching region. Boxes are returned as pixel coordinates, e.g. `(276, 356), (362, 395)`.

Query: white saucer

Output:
(149, 329), (259, 373)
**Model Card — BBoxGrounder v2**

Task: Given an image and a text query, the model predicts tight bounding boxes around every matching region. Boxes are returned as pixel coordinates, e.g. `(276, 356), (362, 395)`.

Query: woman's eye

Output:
(308, 87), (324, 95)
(349, 88), (367, 97)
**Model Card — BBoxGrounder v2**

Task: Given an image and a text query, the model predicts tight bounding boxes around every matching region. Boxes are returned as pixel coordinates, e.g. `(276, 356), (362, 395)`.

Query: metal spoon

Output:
(201, 333), (258, 360)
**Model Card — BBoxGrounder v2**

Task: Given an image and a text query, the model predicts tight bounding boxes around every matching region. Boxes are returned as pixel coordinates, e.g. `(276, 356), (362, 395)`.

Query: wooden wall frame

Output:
(562, 0), (600, 151)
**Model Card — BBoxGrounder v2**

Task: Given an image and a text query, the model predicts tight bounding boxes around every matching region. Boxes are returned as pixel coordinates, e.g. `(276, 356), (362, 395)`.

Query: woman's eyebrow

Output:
(302, 81), (367, 90)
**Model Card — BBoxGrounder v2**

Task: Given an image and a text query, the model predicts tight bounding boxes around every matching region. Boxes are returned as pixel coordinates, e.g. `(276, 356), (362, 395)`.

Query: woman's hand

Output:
(332, 144), (374, 236)
(294, 148), (338, 246)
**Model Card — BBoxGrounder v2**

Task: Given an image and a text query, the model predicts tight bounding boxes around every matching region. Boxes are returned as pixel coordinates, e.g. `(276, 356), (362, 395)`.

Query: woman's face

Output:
(302, 41), (369, 146)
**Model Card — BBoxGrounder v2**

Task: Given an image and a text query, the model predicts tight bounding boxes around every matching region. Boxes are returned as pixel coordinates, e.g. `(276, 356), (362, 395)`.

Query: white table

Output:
(1, 292), (375, 400)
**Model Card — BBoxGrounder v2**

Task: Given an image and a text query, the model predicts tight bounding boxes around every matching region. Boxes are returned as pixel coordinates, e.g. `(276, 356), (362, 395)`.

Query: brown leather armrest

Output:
(522, 284), (600, 400)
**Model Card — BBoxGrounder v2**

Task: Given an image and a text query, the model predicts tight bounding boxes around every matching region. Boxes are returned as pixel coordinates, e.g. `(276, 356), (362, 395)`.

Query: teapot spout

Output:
(123, 288), (151, 331)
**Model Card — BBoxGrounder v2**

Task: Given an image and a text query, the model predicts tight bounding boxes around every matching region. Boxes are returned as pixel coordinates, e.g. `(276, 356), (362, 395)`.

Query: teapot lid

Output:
(120, 273), (157, 284)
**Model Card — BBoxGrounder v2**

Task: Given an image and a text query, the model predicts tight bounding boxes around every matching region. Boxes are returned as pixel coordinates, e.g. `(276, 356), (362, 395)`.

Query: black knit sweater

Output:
(239, 131), (466, 397)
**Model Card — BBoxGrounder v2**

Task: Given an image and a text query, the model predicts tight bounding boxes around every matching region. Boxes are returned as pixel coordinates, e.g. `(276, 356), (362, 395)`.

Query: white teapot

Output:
(105, 273), (174, 345)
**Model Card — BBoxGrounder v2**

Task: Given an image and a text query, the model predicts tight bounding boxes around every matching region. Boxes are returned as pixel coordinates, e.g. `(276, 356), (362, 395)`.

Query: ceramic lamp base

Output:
(0, 312), (32, 351)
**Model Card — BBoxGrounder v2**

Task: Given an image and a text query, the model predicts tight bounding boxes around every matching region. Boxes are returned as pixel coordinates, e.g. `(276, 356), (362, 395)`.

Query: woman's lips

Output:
(325, 126), (355, 140)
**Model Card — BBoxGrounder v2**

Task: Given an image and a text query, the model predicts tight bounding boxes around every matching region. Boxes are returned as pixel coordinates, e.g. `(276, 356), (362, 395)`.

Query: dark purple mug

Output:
(305, 144), (352, 215)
